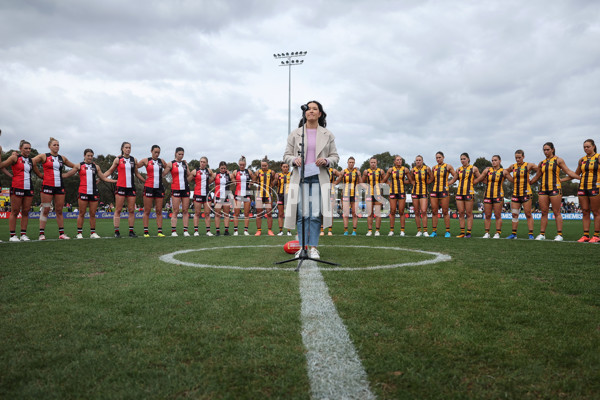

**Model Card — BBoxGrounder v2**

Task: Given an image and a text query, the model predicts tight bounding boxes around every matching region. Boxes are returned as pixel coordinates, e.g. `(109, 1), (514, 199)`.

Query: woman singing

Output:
(283, 100), (339, 259)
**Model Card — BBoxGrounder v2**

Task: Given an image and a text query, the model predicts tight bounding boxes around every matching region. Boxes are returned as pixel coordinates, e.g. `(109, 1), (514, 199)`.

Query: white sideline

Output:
(299, 261), (376, 400)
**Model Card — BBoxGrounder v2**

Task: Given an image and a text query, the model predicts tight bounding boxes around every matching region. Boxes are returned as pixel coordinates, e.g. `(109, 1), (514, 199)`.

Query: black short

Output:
(412, 193), (428, 199)
(116, 186), (136, 197)
(578, 188), (599, 197)
(389, 193), (406, 200)
(342, 196), (356, 203)
(455, 194), (473, 201)
(11, 187), (33, 197)
(511, 195), (531, 204)
(215, 196), (230, 204)
(484, 197), (503, 204)
(539, 189), (562, 197)
(430, 191), (449, 198)
(144, 187), (165, 198)
(79, 193), (99, 202)
(172, 189), (190, 198)
(42, 185), (65, 195)
(277, 193), (286, 205)
(366, 195), (383, 203)
(194, 194), (208, 203)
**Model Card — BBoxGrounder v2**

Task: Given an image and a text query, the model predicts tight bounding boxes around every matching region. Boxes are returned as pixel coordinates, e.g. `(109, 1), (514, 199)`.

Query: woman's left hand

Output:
(315, 158), (328, 167)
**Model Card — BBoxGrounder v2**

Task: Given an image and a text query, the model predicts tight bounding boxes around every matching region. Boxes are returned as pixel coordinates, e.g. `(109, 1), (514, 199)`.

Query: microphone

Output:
(300, 104), (309, 111)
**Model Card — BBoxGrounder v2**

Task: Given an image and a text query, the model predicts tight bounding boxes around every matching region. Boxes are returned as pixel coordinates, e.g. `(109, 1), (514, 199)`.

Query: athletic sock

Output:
(467, 229), (471, 235)
(496, 229), (501, 235)
(21, 230), (27, 236)
(59, 227), (64, 236)
(512, 229), (517, 235)
(10, 231), (15, 237)
(172, 226), (177, 233)
(344, 227), (348, 233)
(401, 226), (405, 232)
(234, 225), (238, 232)
(129, 226), (134, 233)
(328, 227), (332, 233)
(40, 228), (45, 236)
(389, 226), (394, 232)
(183, 226), (188, 233)
(144, 227), (149, 235)
(557, 231), (562, 236)
(157, 228), (162, 234)
(594, 231), (600, 238)
(114, 228), (119, 235)
(529, 230), (533, 236)
(583, 231), (589, 238)
(446, 227), (450, 233)
(77, 228), (83, 235)
(90, 228), (96, 234)
(460, 228), (465, 235)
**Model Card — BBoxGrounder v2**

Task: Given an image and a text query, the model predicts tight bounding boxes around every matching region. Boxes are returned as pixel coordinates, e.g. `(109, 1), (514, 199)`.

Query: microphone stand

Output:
(275, 107), (339, 271)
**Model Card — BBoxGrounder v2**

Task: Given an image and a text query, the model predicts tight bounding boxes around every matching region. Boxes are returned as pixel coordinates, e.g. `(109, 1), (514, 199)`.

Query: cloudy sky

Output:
(1, 0), (599, 170)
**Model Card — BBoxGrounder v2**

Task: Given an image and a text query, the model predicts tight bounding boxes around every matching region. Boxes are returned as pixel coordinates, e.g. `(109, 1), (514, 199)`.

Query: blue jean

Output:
(297, 174), (321, 247)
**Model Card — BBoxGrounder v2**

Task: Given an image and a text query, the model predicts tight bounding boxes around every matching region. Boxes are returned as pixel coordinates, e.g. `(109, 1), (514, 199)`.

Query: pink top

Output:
(305, 129), (317, 164)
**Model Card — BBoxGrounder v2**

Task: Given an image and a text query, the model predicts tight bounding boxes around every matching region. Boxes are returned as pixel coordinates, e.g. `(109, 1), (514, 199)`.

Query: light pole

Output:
(273, 51), (307, 135)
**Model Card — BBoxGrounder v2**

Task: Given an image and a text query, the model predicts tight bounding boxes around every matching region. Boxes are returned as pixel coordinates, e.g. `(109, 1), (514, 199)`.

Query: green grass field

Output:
(1, 217), (599, 399)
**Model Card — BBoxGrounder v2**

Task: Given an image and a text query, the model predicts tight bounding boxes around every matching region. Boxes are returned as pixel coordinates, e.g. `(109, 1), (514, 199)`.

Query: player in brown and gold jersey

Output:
(383, 155), (413, 236)
(429, 151), (456, 238)
(275, 163), (292, 236)
(474, 155), (505, 239)
(320, 166), (340, 236)
(567, 139), (600, 242)
(448, 153), (480, 238)
(530, 142), (579, 241)
(254, 158), (276, 236)
(362, 157), (385, 236)
(503, 150), (538, 239)
(410, 155), (432, 236)
(334, 156), (362, 235)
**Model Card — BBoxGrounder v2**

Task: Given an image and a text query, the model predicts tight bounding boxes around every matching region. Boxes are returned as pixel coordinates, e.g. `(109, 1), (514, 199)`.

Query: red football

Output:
(283, 240), (301, 254)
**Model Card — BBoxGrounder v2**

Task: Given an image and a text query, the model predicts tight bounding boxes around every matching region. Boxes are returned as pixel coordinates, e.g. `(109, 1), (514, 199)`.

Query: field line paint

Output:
(159, 245), (452, 271)
(299, 261), (376, 400)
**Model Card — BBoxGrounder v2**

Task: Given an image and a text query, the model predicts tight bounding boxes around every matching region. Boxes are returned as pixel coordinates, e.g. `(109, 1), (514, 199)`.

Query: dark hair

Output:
(219, 161), (227, 167)
(460, 152), (470, 162)
(151, 145), (160, 152)
(515, 149), (524, 156)
(348, 156), (355, 161)
(298, 100), (327, 128)
(120, 141), (130, 156)
(584, 139), (597, 153)
(175, 147), (184, 156)
(19, 140), (31, 149)
(543, 142), (555, 156)
(436, 151), (444, 158)
(83, 148), (94, 156)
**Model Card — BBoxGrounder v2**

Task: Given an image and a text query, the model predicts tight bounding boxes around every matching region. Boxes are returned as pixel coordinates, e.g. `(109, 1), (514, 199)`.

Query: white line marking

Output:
(299, 261), (376, 399)
(159, 245), (451, 271)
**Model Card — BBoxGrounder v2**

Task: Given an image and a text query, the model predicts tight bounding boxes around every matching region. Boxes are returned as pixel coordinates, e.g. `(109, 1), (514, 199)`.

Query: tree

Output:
(359, 152), (396, 171)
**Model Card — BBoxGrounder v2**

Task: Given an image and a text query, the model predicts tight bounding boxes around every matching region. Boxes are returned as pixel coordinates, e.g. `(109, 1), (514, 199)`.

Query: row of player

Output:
(1, 137), (598, 242)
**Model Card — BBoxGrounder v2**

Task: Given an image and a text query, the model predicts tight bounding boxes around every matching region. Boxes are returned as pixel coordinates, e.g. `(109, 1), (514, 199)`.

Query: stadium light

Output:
(273, 51), (307, 135)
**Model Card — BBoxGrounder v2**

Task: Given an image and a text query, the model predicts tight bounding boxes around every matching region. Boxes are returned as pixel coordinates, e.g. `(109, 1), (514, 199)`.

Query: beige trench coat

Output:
(282, 125), (339, 230)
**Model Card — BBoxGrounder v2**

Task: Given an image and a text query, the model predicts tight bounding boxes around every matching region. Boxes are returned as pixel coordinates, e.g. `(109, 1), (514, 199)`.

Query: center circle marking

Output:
(159, 245), (451, 271)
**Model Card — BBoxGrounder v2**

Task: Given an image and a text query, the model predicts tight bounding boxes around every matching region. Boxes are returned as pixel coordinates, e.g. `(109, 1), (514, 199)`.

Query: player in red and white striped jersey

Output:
(137, 145), (168, 237)
(164, 147), (191, 237)
(188, 156), (214, 236)
(63, 149), (116, 239)
(31, 137), (76, 240)
(104, 141), (146, 238)
(0, 140), (39, 241)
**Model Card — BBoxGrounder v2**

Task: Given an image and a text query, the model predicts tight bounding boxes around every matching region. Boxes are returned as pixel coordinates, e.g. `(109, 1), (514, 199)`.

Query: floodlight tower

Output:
(273, 51), (307, 135)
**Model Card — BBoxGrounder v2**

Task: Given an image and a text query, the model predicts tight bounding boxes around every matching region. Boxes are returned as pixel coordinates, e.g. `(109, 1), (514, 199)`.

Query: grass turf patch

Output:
(1, 218), (599, 399)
